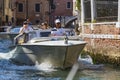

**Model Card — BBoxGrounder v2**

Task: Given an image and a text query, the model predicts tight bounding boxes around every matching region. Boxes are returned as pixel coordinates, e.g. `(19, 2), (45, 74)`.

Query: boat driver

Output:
(51, 19), (66, 36)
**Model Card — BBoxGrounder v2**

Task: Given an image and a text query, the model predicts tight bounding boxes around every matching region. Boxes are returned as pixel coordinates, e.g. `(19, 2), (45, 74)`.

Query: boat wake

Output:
(0, 59), (57, 80)
(0, 39), (56, 72)
(0, 53), (56, 72)
(78, 55), (104, 70)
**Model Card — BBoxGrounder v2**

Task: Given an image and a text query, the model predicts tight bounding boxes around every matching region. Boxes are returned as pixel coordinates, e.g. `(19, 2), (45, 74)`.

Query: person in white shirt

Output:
(19, 21), (33, 34)
(51, 19), (66, 36)
(14, 21), (33, 44)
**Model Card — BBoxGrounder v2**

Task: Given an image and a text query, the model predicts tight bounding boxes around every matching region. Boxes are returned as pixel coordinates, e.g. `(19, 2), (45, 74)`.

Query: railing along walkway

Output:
(81, 21), (120, 40)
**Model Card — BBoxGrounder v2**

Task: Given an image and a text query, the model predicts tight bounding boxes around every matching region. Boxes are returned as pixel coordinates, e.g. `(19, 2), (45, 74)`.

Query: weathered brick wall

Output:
(83, 24), (120, 65)
(84, 24), (120, 34)
(84, 24), (120, 56)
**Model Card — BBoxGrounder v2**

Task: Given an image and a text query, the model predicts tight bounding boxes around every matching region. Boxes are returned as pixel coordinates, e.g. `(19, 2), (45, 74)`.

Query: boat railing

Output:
(13, 28), (79, 45)
(27, 35), (84, 43)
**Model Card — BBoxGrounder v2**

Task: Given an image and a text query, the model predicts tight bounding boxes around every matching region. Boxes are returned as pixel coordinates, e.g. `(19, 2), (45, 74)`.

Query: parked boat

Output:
(0, 27), (20, 40)
(0, 32), (18, 41)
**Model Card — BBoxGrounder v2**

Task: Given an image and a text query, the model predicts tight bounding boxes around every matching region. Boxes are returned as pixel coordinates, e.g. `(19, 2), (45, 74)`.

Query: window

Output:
(67, 2), (71, 9)
(35, 3), (40, 12)
(18, 3), (23, 12)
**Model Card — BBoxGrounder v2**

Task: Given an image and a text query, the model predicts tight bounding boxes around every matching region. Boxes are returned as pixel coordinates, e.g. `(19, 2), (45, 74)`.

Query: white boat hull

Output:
(10, 40), (86, 68)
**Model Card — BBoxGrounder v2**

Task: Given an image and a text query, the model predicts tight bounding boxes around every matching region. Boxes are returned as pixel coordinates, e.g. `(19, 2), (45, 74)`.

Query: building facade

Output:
(12, 0), (50, 25)
(0, 0), (73, 27)
(50, 0), (73, 27)
(13, 0), (73, 26)
(53, 0), (73, 16)
(0, 0), (3, 26)
(0, 0), (13, 26)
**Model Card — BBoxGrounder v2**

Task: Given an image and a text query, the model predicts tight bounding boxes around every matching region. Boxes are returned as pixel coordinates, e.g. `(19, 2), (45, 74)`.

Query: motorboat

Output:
(0, 27), (20, 40)
(9, 28), (86, 69)
(10, 36), (86, 69)
(0, 28), (73, 41)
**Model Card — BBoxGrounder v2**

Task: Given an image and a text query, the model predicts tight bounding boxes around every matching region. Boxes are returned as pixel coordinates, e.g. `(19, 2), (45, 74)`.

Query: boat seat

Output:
(40, 32), (51, 37)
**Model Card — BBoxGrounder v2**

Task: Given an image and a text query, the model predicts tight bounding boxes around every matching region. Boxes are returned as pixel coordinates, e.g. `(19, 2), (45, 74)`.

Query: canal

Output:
(0, 39), (120, 80)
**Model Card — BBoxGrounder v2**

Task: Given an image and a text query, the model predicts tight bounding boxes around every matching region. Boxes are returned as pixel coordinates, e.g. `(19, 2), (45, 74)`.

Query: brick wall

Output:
(84, 24), (120, 34)
(54, 0), (73, 16)
(84, 24), (120, 56)
(15, 0), (49, 25)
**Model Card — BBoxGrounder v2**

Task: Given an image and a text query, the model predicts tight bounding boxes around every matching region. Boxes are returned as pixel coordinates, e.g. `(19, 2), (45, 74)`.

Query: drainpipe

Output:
(118, 0), (120, 22)
(13, 0), (18, 26)
(25, 0), (28, 19)
(91, 0), (96, 47)
(81, 0), (85, 35)
(47, 0), (51, 27)
(49, 0), (51, 26)
(2, 0), (4, 25)
(118, 0), (120, 34)
(0, 0), (3, 26)
(91, 0), (96, 32)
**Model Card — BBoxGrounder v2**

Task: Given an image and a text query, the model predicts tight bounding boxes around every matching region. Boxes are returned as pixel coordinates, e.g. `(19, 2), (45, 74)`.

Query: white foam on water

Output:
(35, 61), (56, 72)
(0, 58), (56, 72)
(0, 39), (54, 79)
(78, 55), (93, 65)
(38, 77), (61, 80)
(0, 39), (15, 59)
(7, 63), (56, 72)
(0, 39), (56, 73)
(0, 49), (17, 59)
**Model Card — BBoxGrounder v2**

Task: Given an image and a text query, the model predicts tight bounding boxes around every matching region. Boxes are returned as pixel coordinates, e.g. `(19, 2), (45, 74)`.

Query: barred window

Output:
(18, 3), (23, 12)
(35, 3), (40, 12)
(67, 2), (71, 9)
